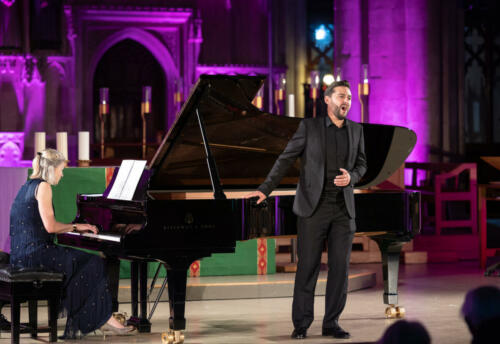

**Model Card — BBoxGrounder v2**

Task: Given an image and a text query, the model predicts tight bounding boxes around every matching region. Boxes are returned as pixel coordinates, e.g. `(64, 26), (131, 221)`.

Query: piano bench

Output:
(0, 264), (64, 344)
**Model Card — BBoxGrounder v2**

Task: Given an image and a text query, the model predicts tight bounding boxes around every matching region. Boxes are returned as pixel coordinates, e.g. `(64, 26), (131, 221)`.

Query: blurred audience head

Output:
(377, 320), (431, 344)
(461, 285), (500, 343)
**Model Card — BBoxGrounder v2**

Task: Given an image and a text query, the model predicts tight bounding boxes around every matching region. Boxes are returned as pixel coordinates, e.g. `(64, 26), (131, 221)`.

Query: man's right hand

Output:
(244, 190), (267, 204)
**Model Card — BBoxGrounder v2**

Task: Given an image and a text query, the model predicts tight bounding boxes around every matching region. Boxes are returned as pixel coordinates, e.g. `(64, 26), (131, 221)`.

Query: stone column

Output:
(335, 0), (433, 162)
(334, 0), (362, 122)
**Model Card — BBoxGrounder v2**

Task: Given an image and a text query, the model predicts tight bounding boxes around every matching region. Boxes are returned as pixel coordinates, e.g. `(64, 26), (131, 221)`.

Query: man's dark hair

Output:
(376, 320), (431, 344)
(461, 285), (500, 342)
(324, 80), (350, 97)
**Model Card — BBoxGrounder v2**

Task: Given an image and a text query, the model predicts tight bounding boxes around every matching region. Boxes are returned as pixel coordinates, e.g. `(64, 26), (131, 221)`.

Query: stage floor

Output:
(1, 262), (498, 343)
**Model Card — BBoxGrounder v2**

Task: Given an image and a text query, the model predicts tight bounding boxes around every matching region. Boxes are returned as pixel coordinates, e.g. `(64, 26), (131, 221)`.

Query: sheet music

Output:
(107, 160), (146, 200)
(120, 160), (146, 200)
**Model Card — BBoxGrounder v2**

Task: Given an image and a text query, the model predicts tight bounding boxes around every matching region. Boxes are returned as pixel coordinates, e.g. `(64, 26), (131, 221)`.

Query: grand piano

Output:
(58, 75), (420, 344)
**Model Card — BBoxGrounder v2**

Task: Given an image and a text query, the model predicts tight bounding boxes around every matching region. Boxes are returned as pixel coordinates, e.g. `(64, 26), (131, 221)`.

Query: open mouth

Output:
(340, 105), (348, 111)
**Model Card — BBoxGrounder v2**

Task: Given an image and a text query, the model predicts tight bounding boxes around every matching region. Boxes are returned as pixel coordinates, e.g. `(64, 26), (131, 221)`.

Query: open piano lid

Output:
(148, 75), (416, 191)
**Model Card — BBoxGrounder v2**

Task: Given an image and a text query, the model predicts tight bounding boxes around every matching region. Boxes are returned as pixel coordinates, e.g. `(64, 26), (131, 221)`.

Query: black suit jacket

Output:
(258, 117), (367, 218)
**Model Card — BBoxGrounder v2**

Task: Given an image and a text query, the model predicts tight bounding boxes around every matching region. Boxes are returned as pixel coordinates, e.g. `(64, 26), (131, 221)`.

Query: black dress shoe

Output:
(322, 325), (351, 339)
(291, 327), (307, 339)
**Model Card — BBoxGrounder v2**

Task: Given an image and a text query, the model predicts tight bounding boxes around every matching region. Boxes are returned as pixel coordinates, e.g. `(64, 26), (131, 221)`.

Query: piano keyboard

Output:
(65, 231), (122, 243)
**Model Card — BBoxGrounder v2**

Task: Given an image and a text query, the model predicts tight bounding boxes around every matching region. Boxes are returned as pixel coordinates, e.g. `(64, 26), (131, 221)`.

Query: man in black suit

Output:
(246, 80), (366, 339)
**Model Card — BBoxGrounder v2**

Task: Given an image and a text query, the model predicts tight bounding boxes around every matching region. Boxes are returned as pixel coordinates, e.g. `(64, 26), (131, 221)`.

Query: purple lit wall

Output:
(0, 55), (49, 160)
(335, 0), (436, 162)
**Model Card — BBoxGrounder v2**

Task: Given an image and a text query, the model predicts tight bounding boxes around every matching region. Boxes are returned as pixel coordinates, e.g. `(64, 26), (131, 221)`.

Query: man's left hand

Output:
(334, 168), (351, 187)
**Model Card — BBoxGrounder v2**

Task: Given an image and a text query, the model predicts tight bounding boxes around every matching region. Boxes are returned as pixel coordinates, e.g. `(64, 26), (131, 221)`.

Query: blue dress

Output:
(9, 178), (112, 338)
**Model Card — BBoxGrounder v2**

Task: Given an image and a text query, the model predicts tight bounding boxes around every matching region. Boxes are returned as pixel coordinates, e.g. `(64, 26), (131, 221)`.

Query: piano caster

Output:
(161, 330), (185, 344)
(385, 305), (405, 318)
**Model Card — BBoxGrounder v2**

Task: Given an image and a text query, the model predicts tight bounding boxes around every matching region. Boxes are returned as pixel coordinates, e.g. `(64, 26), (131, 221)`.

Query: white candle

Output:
(288, 94), (295, 117)
(34, 132), (45, 156)
(56, 132), (68, 160)
(78, 131), (90, 160)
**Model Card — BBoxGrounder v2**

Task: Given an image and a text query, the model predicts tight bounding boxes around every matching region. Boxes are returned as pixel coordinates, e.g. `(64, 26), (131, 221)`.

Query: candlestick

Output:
(56, 132), (68, 160)
(99, 87), (109, 159)
(358, 64), (370, 123)
(141, 86), (152, 159)
(34, 132), (45, 156)
(310, 71), (319, 118)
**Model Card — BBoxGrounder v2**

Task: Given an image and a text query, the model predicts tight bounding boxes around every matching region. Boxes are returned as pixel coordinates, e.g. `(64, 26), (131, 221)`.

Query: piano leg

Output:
(139, 261), (151, 332)
(167, 268), (187, 331)
(128, 261), (152, 333)
(105, 257), (120, 312)
(131, 261), (138, 318)
(374, 239), (406, 318)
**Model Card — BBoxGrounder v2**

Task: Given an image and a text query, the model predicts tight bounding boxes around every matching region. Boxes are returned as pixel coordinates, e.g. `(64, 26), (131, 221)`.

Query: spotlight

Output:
(315, 25), (327, 41)
(323, 74), (335, 86)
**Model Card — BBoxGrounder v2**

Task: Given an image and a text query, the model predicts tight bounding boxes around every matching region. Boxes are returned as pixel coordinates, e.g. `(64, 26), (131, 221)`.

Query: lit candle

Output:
(362, 64), (369, 84)
(288, 94), (295, 117)
(99, 88), (109, 115)
(278, 73), (286, 101)
(56, 132), (68, 160)
(142, 86), (152, 114)
(253, 86), (264, 110)
(310, 71), (319, 99)
(335, 67), (342, 81)
(78, 132), (89, 161)
(34, 132), (45, 156)
(174, 79), (183, 104)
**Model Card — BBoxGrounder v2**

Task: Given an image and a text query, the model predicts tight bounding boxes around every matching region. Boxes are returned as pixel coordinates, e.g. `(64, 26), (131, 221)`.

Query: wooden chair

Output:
(405, 162), (477, 235)
(405, 162), (478, 261)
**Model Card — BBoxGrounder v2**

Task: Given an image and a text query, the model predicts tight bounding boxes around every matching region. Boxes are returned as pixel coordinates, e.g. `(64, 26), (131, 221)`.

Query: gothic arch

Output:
(85, 28), (179, 130)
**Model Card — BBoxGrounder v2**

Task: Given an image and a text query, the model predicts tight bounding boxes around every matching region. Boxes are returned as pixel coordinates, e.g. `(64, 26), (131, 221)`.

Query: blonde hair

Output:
(30, 148), (66, 185)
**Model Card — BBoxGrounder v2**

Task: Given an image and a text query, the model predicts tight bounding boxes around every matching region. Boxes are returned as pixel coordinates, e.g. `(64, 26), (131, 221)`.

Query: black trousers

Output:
(292, 191), (355, 329)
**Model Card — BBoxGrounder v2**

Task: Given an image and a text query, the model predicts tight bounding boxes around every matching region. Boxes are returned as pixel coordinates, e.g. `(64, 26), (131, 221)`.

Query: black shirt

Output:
(324, 116), (348, 192)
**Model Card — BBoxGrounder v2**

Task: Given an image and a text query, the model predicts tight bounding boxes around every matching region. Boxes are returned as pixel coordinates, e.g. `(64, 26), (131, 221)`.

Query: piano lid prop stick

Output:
(195, 108), (226, 200)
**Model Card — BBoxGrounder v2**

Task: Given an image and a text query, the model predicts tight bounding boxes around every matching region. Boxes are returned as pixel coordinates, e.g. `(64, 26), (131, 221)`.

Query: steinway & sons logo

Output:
(162, 212), (215, 231)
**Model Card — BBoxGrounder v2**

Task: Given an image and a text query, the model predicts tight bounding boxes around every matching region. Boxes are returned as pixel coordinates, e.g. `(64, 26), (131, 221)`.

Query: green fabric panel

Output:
(118, 239), (275, 278)
(200, 240), (257, 276)
(267, 239), (276, 274)
(27, 167), (107, 223)
(52, 168), (107, 223)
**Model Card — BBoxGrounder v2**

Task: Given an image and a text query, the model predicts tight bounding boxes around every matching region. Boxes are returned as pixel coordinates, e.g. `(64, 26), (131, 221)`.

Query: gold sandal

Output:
(100, 323), (136, 339)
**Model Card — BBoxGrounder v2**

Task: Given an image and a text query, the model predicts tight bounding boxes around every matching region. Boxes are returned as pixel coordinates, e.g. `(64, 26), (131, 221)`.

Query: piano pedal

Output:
(385, 305), (405, 318)
(161, 330), (185, 344)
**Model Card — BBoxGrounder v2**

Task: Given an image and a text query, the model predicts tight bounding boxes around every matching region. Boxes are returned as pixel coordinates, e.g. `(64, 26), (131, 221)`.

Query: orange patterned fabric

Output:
(105, 168), (116, 187)
(257, 238), (268, 275)
(189, 260), (201, 277)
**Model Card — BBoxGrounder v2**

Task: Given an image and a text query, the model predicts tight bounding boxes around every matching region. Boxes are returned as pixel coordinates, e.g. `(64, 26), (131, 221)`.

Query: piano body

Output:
(57, 75), (420, 342)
